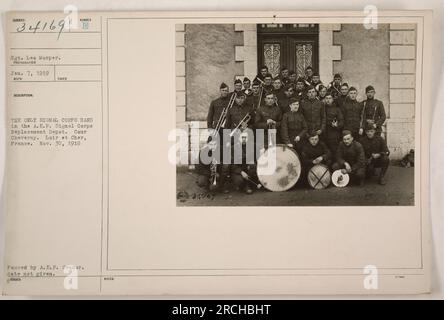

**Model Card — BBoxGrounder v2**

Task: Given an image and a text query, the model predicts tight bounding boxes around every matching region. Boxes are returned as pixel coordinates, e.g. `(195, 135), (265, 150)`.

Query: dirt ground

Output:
(176, 165), (414, 206)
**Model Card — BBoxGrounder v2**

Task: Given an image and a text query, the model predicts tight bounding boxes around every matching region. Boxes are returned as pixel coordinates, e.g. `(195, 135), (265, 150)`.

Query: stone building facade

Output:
(176, 23), (416, 162)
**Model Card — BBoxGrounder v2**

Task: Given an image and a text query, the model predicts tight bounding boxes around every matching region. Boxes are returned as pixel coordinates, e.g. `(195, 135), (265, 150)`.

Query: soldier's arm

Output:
(225, 109), (232, 130)
(207, 101), (215, 129)
(280, 113), (290, 144)
(352, 143), (366, 171)
(275, 108), (283, 129)
(359, 101), (365, 129)
(380, 137), (390, 156)
(376, 101), (387, 127)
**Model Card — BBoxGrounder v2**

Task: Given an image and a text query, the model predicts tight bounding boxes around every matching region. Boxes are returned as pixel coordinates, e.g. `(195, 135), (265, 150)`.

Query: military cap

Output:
(234, 79), (242, 85)
(334, 73), (342, 79)
(308, 130), (319, 138)
(220, 82), (228, 89)
(243, 77), (250, 82)
(342, 130), (352, 137)
(348, 86), (357, 92)
(365, 85), (375, 93)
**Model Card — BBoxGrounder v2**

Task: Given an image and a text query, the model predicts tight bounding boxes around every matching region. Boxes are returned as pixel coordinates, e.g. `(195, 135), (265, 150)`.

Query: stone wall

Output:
(386, 24), (416, 159)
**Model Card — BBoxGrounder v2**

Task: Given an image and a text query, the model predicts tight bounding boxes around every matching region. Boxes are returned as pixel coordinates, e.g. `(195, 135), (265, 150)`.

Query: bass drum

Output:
(308, 164), (331, 189)
(256, 144), (301, 192)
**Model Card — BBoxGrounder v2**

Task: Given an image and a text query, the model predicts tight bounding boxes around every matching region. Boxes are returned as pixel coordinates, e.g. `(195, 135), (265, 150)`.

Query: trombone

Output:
(229, 113), (251, 137)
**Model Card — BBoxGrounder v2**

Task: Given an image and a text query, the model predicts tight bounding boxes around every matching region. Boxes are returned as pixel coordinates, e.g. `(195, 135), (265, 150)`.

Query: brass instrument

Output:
(207, 92), (237, 189)
(229, 113), (251, 137)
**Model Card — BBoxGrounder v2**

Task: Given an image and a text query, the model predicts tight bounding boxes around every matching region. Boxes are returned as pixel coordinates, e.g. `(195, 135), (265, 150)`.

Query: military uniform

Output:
(335, 94), (348, 111)
(332, 141), (366, 184)
(324, 102), (344, 156)
(255, 104), (282, 147)
(361, 98), (386, 136)
(360, 134), (390, 183)
(225, 102), (255, 130)
(301, 98), (326, 135)
(301, 140), (332, 169)
(206, 95), (231, 129)
(341, 99), (363, 139)
(281, 111), (307, 153)
(230, 137), (257, 194)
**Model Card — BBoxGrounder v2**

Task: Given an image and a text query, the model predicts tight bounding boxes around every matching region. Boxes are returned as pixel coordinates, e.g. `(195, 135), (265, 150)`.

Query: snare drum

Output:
(256, 144), (301, 192)
(308, 164), (331, 189)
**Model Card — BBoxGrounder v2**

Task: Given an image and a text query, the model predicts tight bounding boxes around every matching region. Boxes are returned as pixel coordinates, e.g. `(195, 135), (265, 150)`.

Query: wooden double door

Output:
(257, 24), (319, 78)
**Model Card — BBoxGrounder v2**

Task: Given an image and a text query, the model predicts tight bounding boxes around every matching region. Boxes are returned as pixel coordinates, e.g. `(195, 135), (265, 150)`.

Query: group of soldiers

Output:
(198, 65), (390, 194)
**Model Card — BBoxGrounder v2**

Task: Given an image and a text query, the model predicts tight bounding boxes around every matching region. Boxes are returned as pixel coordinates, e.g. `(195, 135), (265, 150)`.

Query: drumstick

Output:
(240, 171), (262, 189)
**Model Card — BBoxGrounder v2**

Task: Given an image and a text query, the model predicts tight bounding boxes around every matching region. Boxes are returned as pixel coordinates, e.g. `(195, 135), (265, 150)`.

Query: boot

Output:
(245, 185), (253, 195)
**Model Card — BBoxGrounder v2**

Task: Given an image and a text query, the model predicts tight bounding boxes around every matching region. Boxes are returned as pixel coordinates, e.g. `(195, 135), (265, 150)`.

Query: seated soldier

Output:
(196, 141), (230, 193)
(360, 124), (390, 185)
(332, 130), (366, 186)
(281, 98), (307, 154)
(301, 131), (332, 180)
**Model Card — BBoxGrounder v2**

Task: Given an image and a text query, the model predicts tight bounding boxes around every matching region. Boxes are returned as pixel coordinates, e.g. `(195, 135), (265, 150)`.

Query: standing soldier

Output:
(311, 73), (323, 93)
(262, 73), (274, 95)
(294, 78), (306, 101)
(341, 87), (363, 140)
(280, 66), (291, 86)
(335, 83), (349, 111)
(301, 86), (326, 138)
(304, 66), (314, 86)
(281, 98), (307, 154)
(225, 92), (254, 132)
(360, 124), (390, 185)
(289, 70), (297, 85)
(242, 77), (252, 96)
(327, 73), (342, 99)
(245, 80), (263, 111)
(233, 79), (243, 94)
(272, 77), (286, 103)
(332, 130), (366, 186)
(317, 85), (328, 103)
(324, 93), (344, 156)
(207, 82), (231, 130)
(278, 84), (295, 114)
(255, 65), (269, 83)
(361, 85), (387, 136)
(255, 92), (282, 147)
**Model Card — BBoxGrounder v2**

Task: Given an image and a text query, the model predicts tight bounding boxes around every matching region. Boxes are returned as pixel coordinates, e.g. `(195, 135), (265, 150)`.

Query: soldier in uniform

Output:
(245, 80), (263, 111)
(301, 132), (332, 184)
(233, 79), (243, 94)
(255, 65), (269, 83)
(289, 70), (297, 85)
(272, 77), (286, 103)
(327, 73), (342, 99)
(311, 73), (323, 93)
(263, 73), (274, 95)
(304, 66), (314, 86)
(281, 98), (307, 154)
(242, 77), (252, 96)
(361, 85), (386, 136)
(255, 92), (282, 148)
(280, 66), (291, 86)
(332, 130), (366, 186)
(341, 86), (363, 140)
(335, 83), (349, 111)
(295, 78), (306, 101)
(317, 85), (328, 103)
(225, 92), (254, 131)
(301, 86), (326, 138)
(324, 93), (344, 156)
(207, 82), (231, 130)
(277, 84), (295, 114)
(360, 124), (390, 185)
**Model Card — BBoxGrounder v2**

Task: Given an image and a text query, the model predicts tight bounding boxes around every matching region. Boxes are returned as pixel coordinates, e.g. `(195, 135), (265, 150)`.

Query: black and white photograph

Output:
(176, 22), (417, 206)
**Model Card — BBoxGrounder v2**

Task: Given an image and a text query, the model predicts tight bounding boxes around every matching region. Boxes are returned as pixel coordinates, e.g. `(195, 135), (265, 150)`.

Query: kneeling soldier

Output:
(360, 125), (390, 185)
(332, 130), (366, 186)
(301, 131), (332, 181)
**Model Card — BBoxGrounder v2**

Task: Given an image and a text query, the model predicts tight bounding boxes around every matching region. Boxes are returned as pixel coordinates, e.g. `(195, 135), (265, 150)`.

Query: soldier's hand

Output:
(344, 162), (351, 172)
(332, 120), (338, 128)
(316, 130), (322, 135)
(294, 136), (301, 142)
(241, 122), (248, 130)
(287, 143), (294, 148)
(359, 128), (364, 135)
(372, 153), (381, 159)
(341, 169), (347, 174)
(313, 156), (323, 164)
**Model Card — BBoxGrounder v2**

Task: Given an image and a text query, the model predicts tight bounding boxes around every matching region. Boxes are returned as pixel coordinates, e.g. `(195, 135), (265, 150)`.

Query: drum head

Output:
(332, 170), (350, 187)
(256, 145), (301, 192)
(308, 164), (331, 189)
